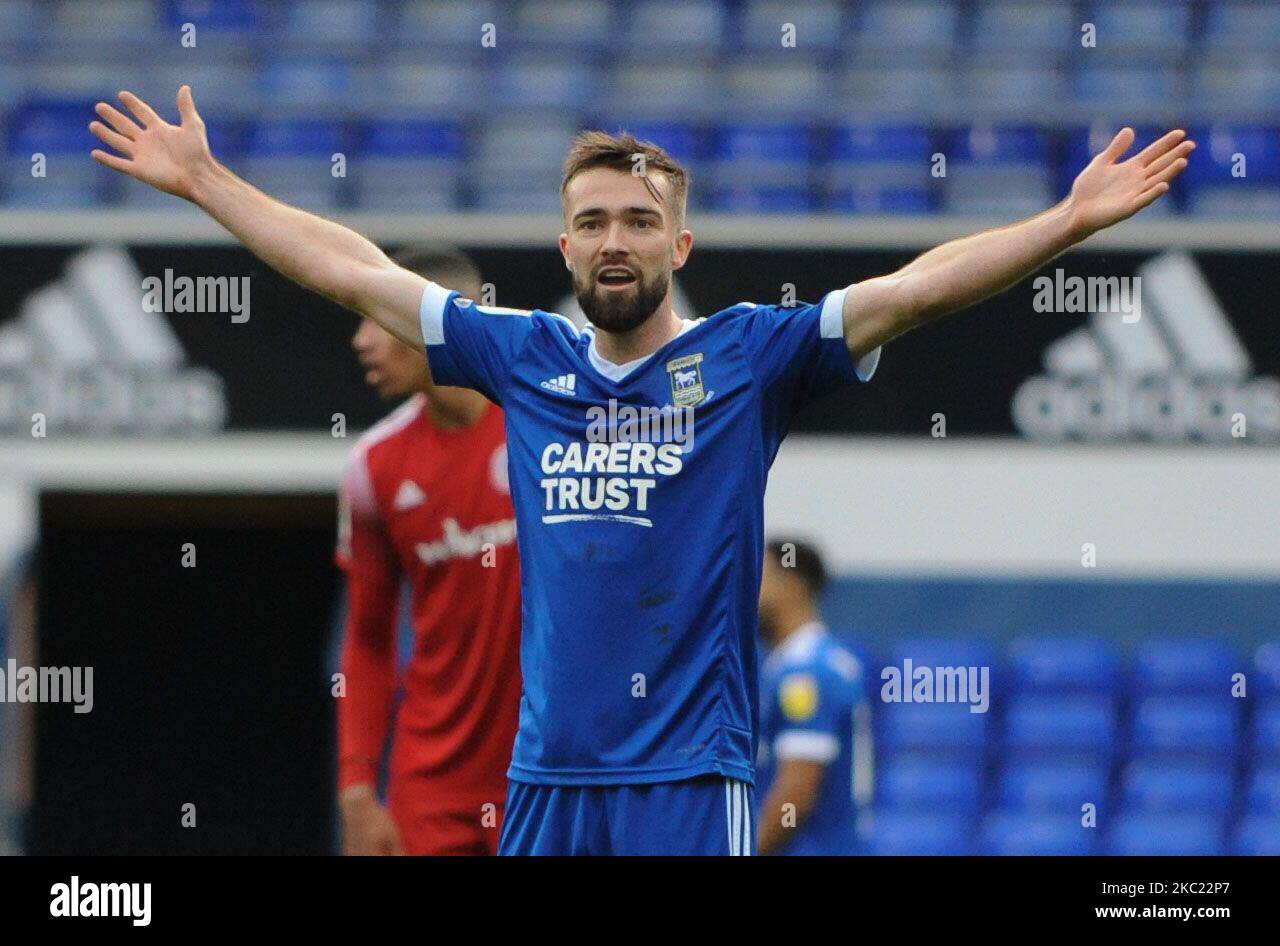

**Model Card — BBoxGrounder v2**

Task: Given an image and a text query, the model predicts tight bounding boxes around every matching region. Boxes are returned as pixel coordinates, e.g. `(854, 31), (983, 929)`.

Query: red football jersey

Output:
(336, 396), (521, 812)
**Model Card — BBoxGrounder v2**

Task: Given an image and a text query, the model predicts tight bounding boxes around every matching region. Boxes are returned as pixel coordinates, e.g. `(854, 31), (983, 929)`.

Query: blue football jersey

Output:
(421, 283), (878, 785)
(758, 624), (871, 855)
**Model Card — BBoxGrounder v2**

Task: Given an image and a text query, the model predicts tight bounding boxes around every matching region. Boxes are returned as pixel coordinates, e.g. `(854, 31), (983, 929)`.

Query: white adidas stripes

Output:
(724, 779), (753, 856)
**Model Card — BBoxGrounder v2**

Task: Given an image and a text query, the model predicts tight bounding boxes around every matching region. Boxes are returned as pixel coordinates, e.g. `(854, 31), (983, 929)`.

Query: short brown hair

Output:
(561, 130), (690, 229)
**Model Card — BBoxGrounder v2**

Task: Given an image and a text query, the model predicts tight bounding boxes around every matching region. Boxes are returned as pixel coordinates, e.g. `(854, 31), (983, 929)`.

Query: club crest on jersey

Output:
(780, 673), (819, 722)
(666, 353), (706, 408)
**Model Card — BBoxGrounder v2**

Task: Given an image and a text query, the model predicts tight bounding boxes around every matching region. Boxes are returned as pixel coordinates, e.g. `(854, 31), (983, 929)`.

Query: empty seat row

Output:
(4, 57), (1278, 122)
(869, 811), (1280, 855)
(5, 113), (1277, 217)
(6, 1), (1278, 55)
(878, 697), (1280, 758)
(878, 758), (1280, 815)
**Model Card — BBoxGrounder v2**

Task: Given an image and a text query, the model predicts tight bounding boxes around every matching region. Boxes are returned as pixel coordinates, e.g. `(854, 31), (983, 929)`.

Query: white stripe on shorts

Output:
(724, 779), (752, 856)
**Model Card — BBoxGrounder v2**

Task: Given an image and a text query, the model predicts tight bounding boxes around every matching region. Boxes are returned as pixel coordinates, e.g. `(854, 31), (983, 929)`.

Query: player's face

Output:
(352, 316), (430, 399)
(560, 167), (692, 333)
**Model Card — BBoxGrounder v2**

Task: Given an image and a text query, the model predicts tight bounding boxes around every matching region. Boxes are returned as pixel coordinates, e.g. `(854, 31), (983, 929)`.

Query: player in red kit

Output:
(335, 247), (522, 856)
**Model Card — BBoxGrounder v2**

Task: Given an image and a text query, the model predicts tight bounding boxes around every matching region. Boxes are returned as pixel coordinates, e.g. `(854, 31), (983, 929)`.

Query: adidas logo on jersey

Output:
(393, 479), (427, 511)
(540, 373), (577, 396)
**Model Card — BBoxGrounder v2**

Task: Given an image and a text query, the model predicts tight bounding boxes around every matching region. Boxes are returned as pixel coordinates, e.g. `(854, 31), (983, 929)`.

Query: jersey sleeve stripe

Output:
(825, 284), (882, 383)
(419, 281), (453, 346)
(820, 286), (847, 340)
(774, 730), (841, 762)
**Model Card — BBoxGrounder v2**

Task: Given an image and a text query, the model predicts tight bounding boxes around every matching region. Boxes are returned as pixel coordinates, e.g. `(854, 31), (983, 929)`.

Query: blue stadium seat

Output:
(1255, 641), (1280, 699)
(371, 57), (486, 119)
(353, 121), (464, 212)
(48, 0), (162, 50)
(1086, 1), (1191, 55)
(1132, 637), (1239, 695)
(823, 123), (933, 215)
(740, 0), (844, 53)
(1203, 1), (1280, 53)
(867, 812), (972, 855)
(0, 63), (24, 141)
(1109, 813), (1226, 855)
(970, 1), (1076, 52)
(878, 758), (983, 814)
(1234, 815), (1280, 855)
(28, 58), (153, 107)
(1130, 696), (1239, 759)
(397, 0), (502, 49)
(723, 58), (829, 121)
(1074, 65), (1183, 111)
(604, 58), (723, 121)
(942, 126), (1053, 218)
(959, 63), (1068, 116)
(1120, 761), (1234, 814)
(0, 1), (41, 47)
(4, 102), (110, 207)
(852, 1), (959, 54)
(879, 702), (989, 757)
(979, 812), (1098, 855)
(259, 57), (356, 113)
(275, 0), (382, 48)
(627, 0), (727, 52)
(1192, 59), (1280, 112)
(886, 636), (996, 676)
(1245, 768), (1280, 815)
(164, 0), (258, 35)
(240, 120), (350, 211)
(1006, 636), (1120, 694)
(1183, 126), (1280, 219)
(708, 185), (816, 214)
(513, 0), (613, 51)
(708, 124), (814, 214)
(837, 62), (953, 113)
(492, 57), (597, 111)
(998, 761), (1108, 813)
(1253, 704), (1280, 760)
(1004, 695), (1117, 758)
(472, 114), (579, 212)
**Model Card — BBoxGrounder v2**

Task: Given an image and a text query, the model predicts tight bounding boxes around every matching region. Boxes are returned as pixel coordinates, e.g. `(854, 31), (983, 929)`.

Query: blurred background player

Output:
(757, 540), (872, 856)
(335, 247), (522, 856)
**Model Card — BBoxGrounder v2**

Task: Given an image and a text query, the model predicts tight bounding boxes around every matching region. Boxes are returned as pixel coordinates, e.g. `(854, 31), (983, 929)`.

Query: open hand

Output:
(1067, 127), (1196, 237)
(90, 85), (214, 202)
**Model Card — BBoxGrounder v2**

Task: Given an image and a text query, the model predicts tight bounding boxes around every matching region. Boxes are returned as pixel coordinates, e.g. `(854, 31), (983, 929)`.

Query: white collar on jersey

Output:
(585, 318), (701, 382)
(766, 620), (828, 673)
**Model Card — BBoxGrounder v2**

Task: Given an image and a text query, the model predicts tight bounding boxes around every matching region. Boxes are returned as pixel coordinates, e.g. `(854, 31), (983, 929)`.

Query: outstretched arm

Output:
(842, 127), (1196, 360)
(90, 86), (428, 351)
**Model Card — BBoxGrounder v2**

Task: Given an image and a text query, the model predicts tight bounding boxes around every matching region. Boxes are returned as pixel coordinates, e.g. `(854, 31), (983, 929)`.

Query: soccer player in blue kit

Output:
(90, 84), (1195, 855)
(756, 540), (872, 856)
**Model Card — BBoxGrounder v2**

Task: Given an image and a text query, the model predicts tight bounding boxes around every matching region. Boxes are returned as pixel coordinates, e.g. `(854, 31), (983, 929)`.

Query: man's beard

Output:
(575, 267), (670, 333)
